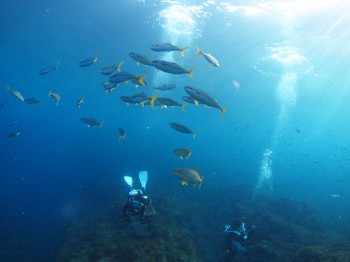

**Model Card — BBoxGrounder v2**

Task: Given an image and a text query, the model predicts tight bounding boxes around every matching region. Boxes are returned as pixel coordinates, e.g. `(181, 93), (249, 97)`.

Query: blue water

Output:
(1, 0), (350, 261)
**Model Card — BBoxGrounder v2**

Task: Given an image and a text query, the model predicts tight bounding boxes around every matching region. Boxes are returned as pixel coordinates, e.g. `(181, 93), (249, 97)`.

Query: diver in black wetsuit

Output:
(123, 171), (155, 226)
(223, 220), (256, 261)
(123, 188), (153, 224)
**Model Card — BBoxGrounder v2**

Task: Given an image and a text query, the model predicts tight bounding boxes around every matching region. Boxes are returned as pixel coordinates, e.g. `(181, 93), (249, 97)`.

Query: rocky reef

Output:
(58, 186), (350, 261)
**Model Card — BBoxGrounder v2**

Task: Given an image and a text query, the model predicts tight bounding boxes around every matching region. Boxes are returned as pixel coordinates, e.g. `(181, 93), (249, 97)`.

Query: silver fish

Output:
(76, 97), (84, 108)
(196, 46), (219, 67)
(48, 90), (61, 106)
(4, 86), (24, 101)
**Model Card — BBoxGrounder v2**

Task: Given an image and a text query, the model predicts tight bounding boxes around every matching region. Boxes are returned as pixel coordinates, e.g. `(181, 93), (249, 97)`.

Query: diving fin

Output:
(124, 176), (133, 188)
(139, 171), (148, 190)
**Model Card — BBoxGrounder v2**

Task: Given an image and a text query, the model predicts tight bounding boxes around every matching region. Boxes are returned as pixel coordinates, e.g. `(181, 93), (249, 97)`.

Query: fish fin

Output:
(193, 132), (196, 139)
(179, 156), (183, 159)
(118, 135), (123, 141)
(196, 46), (201, 56)
(48, 90), (52, 96)
(93, 52), (99, 63)
(140, 101), (145, 108)
(117, 61), (124, 72)
(188, 67), (197, 79)
(100, 121), (104, 128)
(150, 94), (160, 109)
(137, 75), (147, 86)
(187, 151), (192, 158)
(194, 99), (199, 106)
(198, 176), (204, 189)
(221, 107), (229, 119)
(136, 61), (140, 66)
(181, 180), (188, 186)
(135, 84), (139, 88)
(180, 47), (188, 57)
(181, 102), (188, 112)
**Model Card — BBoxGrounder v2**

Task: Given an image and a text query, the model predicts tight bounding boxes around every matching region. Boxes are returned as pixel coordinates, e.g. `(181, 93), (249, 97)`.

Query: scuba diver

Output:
(123, 171), (155, 226)
(223, 220), (256, 261)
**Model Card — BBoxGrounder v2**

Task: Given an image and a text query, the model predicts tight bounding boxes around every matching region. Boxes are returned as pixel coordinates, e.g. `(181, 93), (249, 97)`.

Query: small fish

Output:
(120, 93), (159, 109)
(169, 122), (195, 138)
(151, 43), (188, 57)
(158, 97), (187, 111)
(4, 86), (24, 101)
(173, 148), (192, 159)
(151, 84), (176, 91)
(25, 98), (41, 107)
(39, 61), (59, 75)
(109, 71), (146, 86)
(7, 131), (20, 138)
(76, 97), (84, 108)
(100, 61), (124, 75)
(152, 60), (197, 78)
(173, 168), (203, 187)
(184, 86), (228, 119)
(118, 128), (126, 141)
(48, 90), (60, 106)
(101, 82), (117, 93)
(129, 53), (153, 66)
(79, 53), (99, 67)
(81, 118), (103, 127)
(196, 46), (219, 67)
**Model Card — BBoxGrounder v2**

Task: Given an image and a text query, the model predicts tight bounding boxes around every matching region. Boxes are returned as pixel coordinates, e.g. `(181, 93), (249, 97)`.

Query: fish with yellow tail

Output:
(196, 46), (219, 67)
(173, 168), (203, 188)
(100, 61), (124, 75)
(152, 60), (197, 78)
(151, 43), (188, 57)
(79, 53), (99, 67)
(184, 86), (228, 119)
(118, 128), (126, 141)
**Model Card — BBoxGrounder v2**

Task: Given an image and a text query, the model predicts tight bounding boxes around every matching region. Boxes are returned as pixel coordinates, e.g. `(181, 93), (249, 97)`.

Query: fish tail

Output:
(136, 75), (147, 86)
(193, 132), (196, 139)
(221, 107), (229, 119)
(180, 47), (188, 57)
(189, 67), (197, 79)
(100, 121), (104, 128)
(198, 176), (204, 189)
(48, 90), (52, 96)
(117, 61), (124, 72)
(181, 102), (188, 112)
(150, 94), (160, 109)
(196, 46), (201, 56)
(93, 52), (99, 63)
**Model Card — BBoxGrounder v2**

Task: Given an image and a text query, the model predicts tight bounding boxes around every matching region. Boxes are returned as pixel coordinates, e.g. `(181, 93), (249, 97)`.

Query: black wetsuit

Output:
(223, 224), (247, 261)
(123, 189), (151, 224)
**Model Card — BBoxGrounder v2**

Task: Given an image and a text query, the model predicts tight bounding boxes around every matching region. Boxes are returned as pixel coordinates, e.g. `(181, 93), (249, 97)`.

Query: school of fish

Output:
(3, 43), (226, 187)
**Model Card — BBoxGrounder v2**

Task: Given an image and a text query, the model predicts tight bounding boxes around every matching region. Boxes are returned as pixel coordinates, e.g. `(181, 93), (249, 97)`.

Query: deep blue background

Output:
(1, 0), (349, 261)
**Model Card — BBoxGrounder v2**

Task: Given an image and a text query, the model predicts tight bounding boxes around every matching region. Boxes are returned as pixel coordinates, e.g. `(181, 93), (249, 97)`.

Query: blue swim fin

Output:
(124, 176), (133, 188)
(139, 171), (148, 189)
